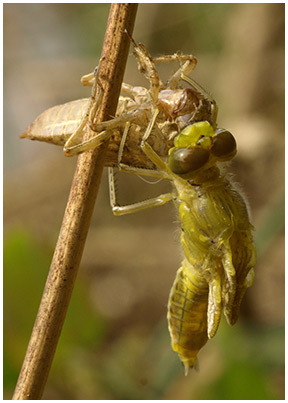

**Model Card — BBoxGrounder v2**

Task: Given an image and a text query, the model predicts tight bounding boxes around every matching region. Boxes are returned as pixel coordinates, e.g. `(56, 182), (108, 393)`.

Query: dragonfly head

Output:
(168, 121), (237, 176)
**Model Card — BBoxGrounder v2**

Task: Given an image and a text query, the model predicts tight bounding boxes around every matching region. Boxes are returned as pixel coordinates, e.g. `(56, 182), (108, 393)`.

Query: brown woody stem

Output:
(12, 4), (138, 399)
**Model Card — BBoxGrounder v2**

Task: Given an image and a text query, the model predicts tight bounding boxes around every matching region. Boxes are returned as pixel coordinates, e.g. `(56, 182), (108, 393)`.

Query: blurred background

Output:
(4, 3), (284, 399)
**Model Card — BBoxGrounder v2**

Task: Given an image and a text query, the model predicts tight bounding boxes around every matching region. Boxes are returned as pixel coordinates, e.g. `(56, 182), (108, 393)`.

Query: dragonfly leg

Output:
(116, 121), (170, 179)
(80, 57), (105, 87)
(207, 273), (222, 339)
(152, 53), (197, 90)
(64, 65), (104, 155)
(128, 36), (160, 104)
(108, 167), (174, 216)
(140, 109), (178, 177)
(64, 130), (112, 157)
(81, 71), (95, 87)
(109, 115), (174, 216)
(221, 241), (237, 321)
(64, 109), (145, 157)
(89, 109), (141, 133)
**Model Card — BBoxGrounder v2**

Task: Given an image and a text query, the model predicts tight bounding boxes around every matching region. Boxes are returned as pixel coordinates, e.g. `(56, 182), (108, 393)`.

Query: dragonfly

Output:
(21, 38), (256, 375)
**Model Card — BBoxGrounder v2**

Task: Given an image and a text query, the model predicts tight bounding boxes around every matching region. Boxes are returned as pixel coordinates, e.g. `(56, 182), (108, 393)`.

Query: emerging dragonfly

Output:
(22, 38), (256, 374)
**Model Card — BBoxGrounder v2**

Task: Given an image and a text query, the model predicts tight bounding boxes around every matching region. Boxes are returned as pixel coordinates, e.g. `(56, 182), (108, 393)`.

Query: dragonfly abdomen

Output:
(167, 258), (209, 374)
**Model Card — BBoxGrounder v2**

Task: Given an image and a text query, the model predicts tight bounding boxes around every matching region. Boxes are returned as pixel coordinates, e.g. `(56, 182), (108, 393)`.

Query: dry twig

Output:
(12, 4), (138, 399)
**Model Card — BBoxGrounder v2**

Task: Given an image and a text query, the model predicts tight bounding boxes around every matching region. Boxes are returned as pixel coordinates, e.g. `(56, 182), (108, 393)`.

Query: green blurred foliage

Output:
(3, 229), (107, 398)
(4, 229), (50, 391)
(198, 359), (278, 400)
(197, 321), (284, 400)
(146, 3), (232, 55)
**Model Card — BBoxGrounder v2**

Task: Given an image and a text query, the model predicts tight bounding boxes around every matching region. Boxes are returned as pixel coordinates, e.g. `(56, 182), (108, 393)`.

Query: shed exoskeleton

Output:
(21, 38), (214, 169)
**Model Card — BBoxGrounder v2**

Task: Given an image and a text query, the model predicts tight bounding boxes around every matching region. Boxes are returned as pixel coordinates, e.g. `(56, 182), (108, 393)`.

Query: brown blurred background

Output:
(4, 4), (284, 399)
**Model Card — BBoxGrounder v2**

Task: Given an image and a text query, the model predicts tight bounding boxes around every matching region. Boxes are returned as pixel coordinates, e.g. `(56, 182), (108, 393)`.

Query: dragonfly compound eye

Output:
(210, 129), (237, 160)
(168, 147), (210, 174)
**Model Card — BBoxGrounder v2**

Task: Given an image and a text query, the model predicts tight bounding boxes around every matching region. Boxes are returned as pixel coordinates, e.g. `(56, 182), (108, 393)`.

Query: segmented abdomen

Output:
(168, 176), (256, 373)
(167, 258), (209, 374)
(20, 98), (90, 145)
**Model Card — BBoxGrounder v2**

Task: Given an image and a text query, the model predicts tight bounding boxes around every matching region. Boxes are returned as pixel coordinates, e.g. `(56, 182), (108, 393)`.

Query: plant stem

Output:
(12, 4), (138, 400)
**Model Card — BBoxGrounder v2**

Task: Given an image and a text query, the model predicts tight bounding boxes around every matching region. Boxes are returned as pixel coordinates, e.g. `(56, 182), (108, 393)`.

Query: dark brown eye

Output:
(210, 129), (237, 160)
(168, 147), (210, 174)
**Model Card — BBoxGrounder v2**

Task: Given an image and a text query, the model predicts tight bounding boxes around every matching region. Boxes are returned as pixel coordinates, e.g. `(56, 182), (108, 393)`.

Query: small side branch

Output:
(12, 4), (138, 400)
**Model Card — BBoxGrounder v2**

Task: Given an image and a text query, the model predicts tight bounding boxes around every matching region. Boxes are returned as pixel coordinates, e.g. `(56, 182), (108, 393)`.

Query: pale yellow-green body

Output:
(168, 259), (209, 372)
(167, 167), (256, 373)
(108, 113), (256, 374)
